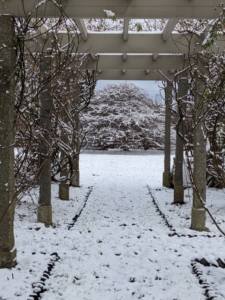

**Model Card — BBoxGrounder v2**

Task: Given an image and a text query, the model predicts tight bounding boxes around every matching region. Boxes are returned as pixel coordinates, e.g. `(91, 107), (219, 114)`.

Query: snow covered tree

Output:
(82, 83), (175, 150)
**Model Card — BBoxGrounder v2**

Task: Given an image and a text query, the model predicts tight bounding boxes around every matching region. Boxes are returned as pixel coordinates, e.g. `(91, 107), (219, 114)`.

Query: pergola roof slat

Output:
(74, 18), (88, 41)
(163, 19), (179, 41)
(123, 18), (129, 42)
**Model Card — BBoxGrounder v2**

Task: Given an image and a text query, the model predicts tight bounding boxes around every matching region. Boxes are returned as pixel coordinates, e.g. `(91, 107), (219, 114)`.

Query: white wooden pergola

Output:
(1, 0), (225, 268)
(1, 0), (225, 80)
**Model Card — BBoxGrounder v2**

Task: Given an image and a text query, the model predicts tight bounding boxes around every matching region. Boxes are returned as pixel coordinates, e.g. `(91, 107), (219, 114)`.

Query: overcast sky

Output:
(96, 80), (163, 99)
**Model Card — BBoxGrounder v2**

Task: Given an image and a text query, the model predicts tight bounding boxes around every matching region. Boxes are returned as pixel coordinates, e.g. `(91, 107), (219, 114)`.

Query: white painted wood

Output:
(55, 32), (207, 54)
(163, 19), (179, 41)
(97, 69), (174, 80)
(30, 18), (48, 40)
(122, 54), (127, 61)
(152, 53), (159, 61)
(123, 18), (129, 41)
(90, 54), (98, 61)
(74, 18), (88, 41)
(2, 0), (221, 19)
(84, 54), (185, 70)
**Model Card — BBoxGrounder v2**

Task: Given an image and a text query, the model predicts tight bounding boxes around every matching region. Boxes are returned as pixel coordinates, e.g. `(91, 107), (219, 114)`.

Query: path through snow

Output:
(1, 151), (224, 300)
(41, 151), (205, 300)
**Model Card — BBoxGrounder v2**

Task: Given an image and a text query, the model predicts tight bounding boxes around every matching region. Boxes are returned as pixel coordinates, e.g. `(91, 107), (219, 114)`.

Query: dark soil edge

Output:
(68, 186), (93, 230)
(191, 258), (225, 300)
(27, 187), (93, 299)
(28, 252), (60, 300)
(147, 185), (176, 233)
(146, 186), (221, 238)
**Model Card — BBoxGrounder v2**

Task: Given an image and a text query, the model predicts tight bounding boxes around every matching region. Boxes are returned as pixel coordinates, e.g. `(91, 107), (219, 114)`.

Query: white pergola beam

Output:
(97, 69), (174, 81)
(51, 32), (225, 54)
(122, 54), (127, 61)
(152, 19), (179, 61)
(123, 18), (129, 41)
(90, 54), (98, 61)
(74, 18), (88, 41)
(83, 54), (186, 70)
(1, 0), (222, 19)
(163, 18), (179, 41)
(152, 53), (159, 61)
(30, 18), (49, 40)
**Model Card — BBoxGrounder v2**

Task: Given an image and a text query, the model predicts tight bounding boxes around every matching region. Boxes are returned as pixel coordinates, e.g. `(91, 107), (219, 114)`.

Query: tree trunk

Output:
(191, 54), (207, 231)
(38, 52), (52, 226)
(163, 80), (172, 188)
(173, 77), (188, 204)
(0, 16), (17, 268)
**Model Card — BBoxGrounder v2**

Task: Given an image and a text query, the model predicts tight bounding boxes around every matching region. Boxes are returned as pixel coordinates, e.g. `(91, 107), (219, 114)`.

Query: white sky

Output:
(96, 80), (162, 99)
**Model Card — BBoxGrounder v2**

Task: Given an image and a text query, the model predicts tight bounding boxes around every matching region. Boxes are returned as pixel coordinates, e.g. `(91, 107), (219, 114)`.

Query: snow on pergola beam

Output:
(51, 32), (225, 54)
(1, 0), (222, 19)
(83, 54), (186, 70)
(97, 69), (173, 81)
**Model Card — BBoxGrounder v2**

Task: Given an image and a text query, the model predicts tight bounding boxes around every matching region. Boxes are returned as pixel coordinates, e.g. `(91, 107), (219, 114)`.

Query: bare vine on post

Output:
(2, 0), (97, 213)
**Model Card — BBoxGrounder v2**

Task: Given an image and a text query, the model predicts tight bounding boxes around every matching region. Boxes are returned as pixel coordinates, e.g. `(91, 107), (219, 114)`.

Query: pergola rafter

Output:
(74, 18), (88, 41)
(152, 18), (179, 62)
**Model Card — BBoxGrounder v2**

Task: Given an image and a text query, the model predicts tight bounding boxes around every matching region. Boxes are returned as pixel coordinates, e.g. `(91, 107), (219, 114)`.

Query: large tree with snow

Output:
(82, 83), (175, 150)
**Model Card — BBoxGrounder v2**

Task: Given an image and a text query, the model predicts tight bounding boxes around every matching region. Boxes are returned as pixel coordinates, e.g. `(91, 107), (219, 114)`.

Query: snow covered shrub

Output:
(82, 83), (175, 150)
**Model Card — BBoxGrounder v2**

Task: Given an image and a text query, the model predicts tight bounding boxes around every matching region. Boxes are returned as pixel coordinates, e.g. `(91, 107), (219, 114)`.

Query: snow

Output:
(103, 10), (116, 19)
(0, 150), (225, 299)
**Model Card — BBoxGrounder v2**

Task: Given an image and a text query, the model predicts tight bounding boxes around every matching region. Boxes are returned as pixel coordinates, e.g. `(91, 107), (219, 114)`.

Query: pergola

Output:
(0, 0), (225, 268)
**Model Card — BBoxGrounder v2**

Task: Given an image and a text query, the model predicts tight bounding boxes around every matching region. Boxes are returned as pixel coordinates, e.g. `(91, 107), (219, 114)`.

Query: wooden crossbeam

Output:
(97, 69), (174, 80)
(52, 32), (224, 54)
(82, 54), (186, 70)
(1, 0), (221, 19)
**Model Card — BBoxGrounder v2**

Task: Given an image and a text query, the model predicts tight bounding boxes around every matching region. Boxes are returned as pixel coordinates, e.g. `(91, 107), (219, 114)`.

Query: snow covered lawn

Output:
(151, 187), (225, 236)
(0, 150), (225, 300)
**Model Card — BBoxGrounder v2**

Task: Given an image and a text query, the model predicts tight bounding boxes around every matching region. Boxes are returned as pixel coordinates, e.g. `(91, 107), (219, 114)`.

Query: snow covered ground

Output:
(0, 150), (225, 300)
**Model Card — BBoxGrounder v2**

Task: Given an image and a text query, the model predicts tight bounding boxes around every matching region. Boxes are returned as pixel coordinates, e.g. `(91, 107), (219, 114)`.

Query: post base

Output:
(59, 183), (69, 200)
(0, 248), (17, 269)
(162, 172), (172, 188)
(173, 185), (184, 204)
(191, 207), (206, 231)
(37, 205), (52, 226)
(71, 171), (80, 187)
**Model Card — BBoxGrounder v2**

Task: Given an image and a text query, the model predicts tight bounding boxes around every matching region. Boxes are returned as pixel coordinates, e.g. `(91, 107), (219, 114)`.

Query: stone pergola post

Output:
(191, 54), (207, 231)
(38, 52), (52, 226)
(59, 112), (70, 200)
(163, 80), (173, 188)
(71, 113), (80, 187)
(173, 77), (188, 204)
(0, 16), (17, 268)
(71, 88), (80, 187)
